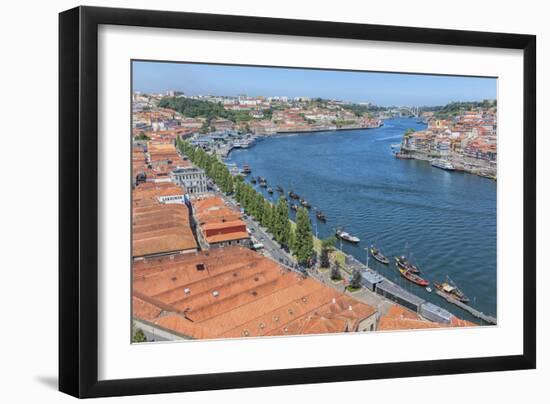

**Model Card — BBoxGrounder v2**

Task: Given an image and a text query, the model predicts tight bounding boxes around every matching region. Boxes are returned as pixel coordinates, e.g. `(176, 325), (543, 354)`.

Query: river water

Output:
(227, 118), (497, 322)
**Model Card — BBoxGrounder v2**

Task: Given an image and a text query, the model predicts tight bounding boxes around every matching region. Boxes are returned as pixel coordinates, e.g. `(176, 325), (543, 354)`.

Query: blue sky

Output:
(133, 61), (496, 107)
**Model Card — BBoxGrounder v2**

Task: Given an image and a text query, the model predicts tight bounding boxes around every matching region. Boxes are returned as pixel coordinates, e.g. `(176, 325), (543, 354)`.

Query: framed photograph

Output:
(59, 6), (536, 398)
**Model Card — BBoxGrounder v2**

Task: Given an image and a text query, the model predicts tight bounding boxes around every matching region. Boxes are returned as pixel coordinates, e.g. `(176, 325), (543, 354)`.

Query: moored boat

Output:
(259, 181), (267, 188)
(241, 164), (251, 174)
(316, 210), (326, 222)
(288, 191), (300, 200)
(395, 255), (420, 274)
(267, 187), (274, 194)
(276, 185), (284, 193)
(250, 177), (257, 184)
(369, 246), (389, 265)
(300, 199), (311, 208)
(335, 229), (360, 243)
(434, 276), (469, 303)
(290, 203), (299, 211)
(431, 159), (455, 171)
(395, 152), (413, 159)
(397, 266), (429, 287)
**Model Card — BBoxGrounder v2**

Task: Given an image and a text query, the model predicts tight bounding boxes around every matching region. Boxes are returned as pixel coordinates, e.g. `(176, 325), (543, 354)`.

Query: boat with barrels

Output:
(395, 255), (420, 274)
(397, 267), (429, 287)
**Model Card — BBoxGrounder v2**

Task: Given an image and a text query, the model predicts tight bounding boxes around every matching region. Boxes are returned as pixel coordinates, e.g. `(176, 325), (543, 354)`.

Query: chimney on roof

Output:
(348, 305), (353, 311)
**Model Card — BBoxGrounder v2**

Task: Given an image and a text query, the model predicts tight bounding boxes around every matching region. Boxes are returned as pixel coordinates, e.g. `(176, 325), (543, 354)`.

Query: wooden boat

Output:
(288, 191), (300, 200)
(316, 210), (326, 222)
(276, 185), (284, 193)
(290, 204), (299, 211)
(434, 276), (469, 303)
(398, 267), (429, 287)
(267, 187), (274, 194)
(300, 199), (311, 208)
(241, 164), (251, 174)
(369, 246), (389, 265)
(395, 255), (420, 274)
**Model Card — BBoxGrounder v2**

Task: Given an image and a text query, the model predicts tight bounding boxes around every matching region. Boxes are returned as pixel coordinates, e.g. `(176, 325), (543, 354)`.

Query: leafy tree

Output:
(200, 121), (210, 134)
(261, 199), (272, 228)
(274, 197), (291, 248)
(330, 261), (342, 281)
(320, 237), (336, 268)
(132, 326), (147, 343)
(349, 269), (362, 290)
(134, 131), (150, 141)
(293, 208), (314, 265)
(288, 227), (297, 253)
(320, 248), (330, 268)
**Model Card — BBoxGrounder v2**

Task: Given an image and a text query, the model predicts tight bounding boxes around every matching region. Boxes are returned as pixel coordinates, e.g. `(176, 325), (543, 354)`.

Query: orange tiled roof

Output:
(132, 189), (196, 258)
(132, 247), (377, 340)
(377, 304), (476, 331)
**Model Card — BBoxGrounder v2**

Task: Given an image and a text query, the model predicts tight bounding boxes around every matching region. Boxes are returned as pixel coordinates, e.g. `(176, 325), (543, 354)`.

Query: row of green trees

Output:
(175, 138), (315, 266)
(234, 180), (315, 265)
(175, 138), (234, 194)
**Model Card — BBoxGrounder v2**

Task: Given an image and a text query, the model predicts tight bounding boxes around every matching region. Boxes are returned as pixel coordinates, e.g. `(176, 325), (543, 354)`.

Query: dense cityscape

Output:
(131, 87), (497, 342)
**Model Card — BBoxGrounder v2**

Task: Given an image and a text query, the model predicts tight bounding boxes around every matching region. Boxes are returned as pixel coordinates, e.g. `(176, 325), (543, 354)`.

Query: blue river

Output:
(227, 118), (496, 322)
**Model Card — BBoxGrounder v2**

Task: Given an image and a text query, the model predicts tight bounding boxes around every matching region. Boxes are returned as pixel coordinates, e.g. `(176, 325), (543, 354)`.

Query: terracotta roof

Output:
(377, 304), (476, 331)
(205, 231), (249, 244)
(132, 247), (377, 340)
(193, 196), (249, 245)
(132, 191), (196, 258)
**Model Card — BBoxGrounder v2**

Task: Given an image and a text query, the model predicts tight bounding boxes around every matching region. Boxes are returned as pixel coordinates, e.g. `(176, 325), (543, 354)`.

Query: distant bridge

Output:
(397, 106), (421, 117)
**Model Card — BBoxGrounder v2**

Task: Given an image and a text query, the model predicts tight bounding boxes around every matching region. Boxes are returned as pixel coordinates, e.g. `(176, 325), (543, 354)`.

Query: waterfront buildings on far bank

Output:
(400, 108), (497, 177)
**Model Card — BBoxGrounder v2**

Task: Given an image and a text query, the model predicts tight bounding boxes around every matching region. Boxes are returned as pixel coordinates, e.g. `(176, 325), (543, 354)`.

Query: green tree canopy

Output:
(293, 208), (314, 265)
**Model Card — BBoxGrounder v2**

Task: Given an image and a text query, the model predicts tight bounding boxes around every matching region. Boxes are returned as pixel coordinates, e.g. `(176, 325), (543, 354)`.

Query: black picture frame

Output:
(59, 5), (536, 398)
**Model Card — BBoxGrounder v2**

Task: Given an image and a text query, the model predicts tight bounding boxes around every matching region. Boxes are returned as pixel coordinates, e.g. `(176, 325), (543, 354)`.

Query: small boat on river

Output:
(288, 191), (300, 200)
(267, 187), (274, 194)
(241, 164), (251, 174)
(397, 266), (429, 287)
(431, 159), (455, 171)
(335, 229), (360, 244)
(395, 255), (420, 274)
(290, 204), (299, 211)
(276, 185), (284, 193)
(316, 210), (326, 222)
(434, 276), (469, 303)
(369, 246), (390, 265)
(300, 199), (311, 208)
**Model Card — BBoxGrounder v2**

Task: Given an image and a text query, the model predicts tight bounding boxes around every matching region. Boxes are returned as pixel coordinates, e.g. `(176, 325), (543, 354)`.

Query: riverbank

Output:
(271, 122), (383, 135)
(397, 148), (497, 179)
(228, 118), (497, 322)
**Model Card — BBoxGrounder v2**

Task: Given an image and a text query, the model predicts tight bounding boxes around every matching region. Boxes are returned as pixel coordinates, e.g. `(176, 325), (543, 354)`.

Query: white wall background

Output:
(0, 0), (546, 403)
